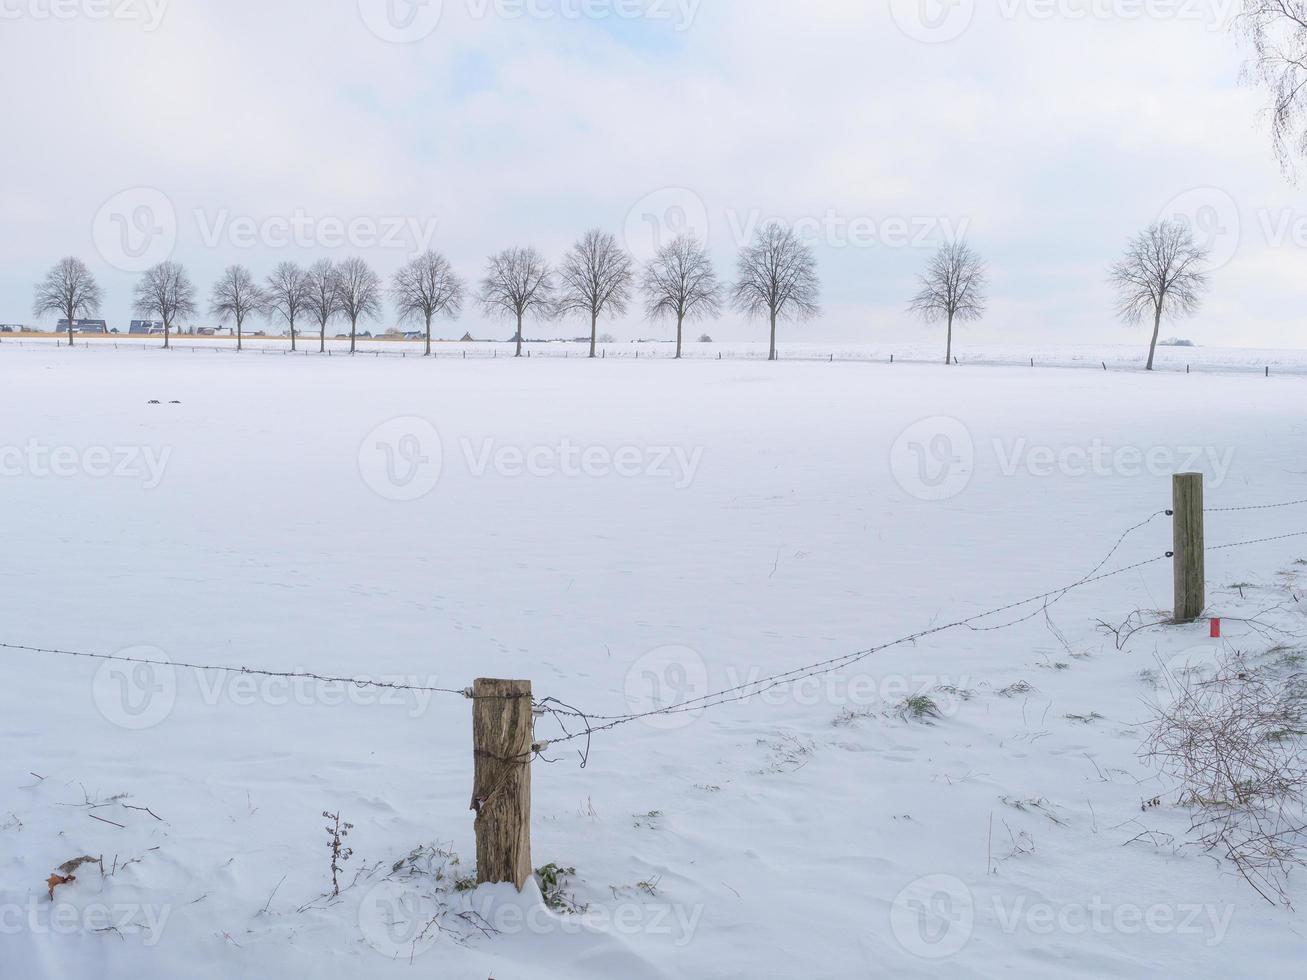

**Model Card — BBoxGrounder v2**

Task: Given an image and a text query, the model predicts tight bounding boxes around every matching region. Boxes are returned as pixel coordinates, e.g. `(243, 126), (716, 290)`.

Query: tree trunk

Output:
(769, 310), (777, 362)
(350, 318), (356, 355)
(320, 323), (326, 354)
(425, 315), (432, 357)
(290, 319), (297, 353)
(164, 320), (170, 350)
(676, 313), (683, 359)
(945, 313), (953, 365)
(237, 317), (243, 352)
(66, 312), (74, 348)
(1146, 305), (1162, 371)
(589, 312), (597, 359)
(515, 312), (523, 358)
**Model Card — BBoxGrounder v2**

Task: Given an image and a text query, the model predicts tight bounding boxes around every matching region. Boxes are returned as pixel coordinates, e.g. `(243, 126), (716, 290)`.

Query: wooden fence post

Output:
(1173, 473), (1205, 623)
(470, 678), (533, 889)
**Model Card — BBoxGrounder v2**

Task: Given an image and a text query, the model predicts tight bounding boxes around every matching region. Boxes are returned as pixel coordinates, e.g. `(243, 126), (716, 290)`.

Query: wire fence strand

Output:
(4, 511), (1305, 762)
(1207, 497), (1307, 513)
(539, 520), (1307, 755)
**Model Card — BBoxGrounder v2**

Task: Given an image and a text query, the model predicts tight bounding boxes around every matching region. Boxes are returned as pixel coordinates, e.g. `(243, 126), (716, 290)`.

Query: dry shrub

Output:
(1144, 651), (1307, 906)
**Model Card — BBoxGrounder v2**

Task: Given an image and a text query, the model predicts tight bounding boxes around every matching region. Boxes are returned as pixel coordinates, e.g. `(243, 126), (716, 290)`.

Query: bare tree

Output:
(133, 261), (197, 349)
(303, 259), (342, 353)
(391, 251), (465, 356)
(209, 264), (264, 352)
(1109, 220), (1210, 371)
(33, 257), (103, 348)
(730, 224), (820, 362)
(641, 235), (722, 359)
(265, 262), (310, 352)
(479, 247), (555, 358)
(908, 240), (988, 365)
(1237, 2), (1307, 177)
(556, 229), (634, 358)
(334, 258), (383, 355)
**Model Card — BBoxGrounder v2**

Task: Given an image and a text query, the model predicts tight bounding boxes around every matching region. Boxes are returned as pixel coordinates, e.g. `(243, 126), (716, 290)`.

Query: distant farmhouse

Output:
(56, 318), (109, 334)
(0, 323), (26, 333)
(129, 320), (165, 335)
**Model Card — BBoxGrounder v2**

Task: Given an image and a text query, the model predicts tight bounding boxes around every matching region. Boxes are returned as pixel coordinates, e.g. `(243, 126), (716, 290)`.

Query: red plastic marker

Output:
(1210, 618), (1222, 639)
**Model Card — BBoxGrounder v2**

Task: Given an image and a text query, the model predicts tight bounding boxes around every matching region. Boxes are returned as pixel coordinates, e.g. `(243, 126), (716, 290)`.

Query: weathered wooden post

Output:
(470, 678), (533, 889)
(1172, 473), (1205, 623)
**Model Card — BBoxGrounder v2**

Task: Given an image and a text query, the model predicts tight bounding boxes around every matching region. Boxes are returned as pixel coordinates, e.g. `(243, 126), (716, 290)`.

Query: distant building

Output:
(129, 320), (164, 335)
(0, 324), (25, 333)
(56, 319), (109, 334)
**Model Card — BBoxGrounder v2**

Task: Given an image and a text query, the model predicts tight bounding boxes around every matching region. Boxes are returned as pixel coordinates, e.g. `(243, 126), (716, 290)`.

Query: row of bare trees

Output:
(31, 219), (1209, 370)
(31, 225), (822, 361)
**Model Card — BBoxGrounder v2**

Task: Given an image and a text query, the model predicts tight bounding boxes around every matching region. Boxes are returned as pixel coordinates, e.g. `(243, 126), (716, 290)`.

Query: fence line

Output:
(6, 485), (1305, 886)
(2, 336), (1302, 378)
(7, 514), (1303, 760)
(535, 513), (1175, 752)
(536, 525), (1305, 760)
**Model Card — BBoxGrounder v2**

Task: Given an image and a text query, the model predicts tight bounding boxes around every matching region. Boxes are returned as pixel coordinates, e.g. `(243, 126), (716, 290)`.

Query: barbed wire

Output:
(537, 521), (1307, 756)
(5, 515), (1305, 763)
(0, 641), (505, 700)
(536, 511), (1176, 753)
(1207, 498), (1307, 514)
(1210, 530), (1307, 551)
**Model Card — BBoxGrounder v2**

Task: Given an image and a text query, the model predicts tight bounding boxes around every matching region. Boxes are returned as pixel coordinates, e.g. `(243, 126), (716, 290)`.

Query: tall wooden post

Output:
(1173, 473), (1205, 623)
(470, 678), (533, 889)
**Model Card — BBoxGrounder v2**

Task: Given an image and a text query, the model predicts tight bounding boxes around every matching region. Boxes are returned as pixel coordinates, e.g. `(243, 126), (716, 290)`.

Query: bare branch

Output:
(1237, 2), (1307, 179)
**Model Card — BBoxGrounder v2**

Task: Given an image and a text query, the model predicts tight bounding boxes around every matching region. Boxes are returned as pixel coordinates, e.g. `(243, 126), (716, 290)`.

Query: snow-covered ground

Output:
(6, 334), (1307, 376)
(1, 345), (1304, 979)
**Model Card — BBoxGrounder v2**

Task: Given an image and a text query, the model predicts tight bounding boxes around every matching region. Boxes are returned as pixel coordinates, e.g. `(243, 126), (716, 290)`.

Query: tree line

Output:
(32, 218), (1210, 370)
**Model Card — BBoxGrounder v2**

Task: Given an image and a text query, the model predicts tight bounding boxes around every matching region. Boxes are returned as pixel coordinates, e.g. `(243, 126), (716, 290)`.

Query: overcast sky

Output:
(2, 0), (1303, 348)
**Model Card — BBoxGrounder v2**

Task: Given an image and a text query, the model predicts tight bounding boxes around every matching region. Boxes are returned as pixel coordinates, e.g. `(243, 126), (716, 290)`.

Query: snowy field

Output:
(1, 344), (1305, 979)
(5, 335), (1307, 376)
